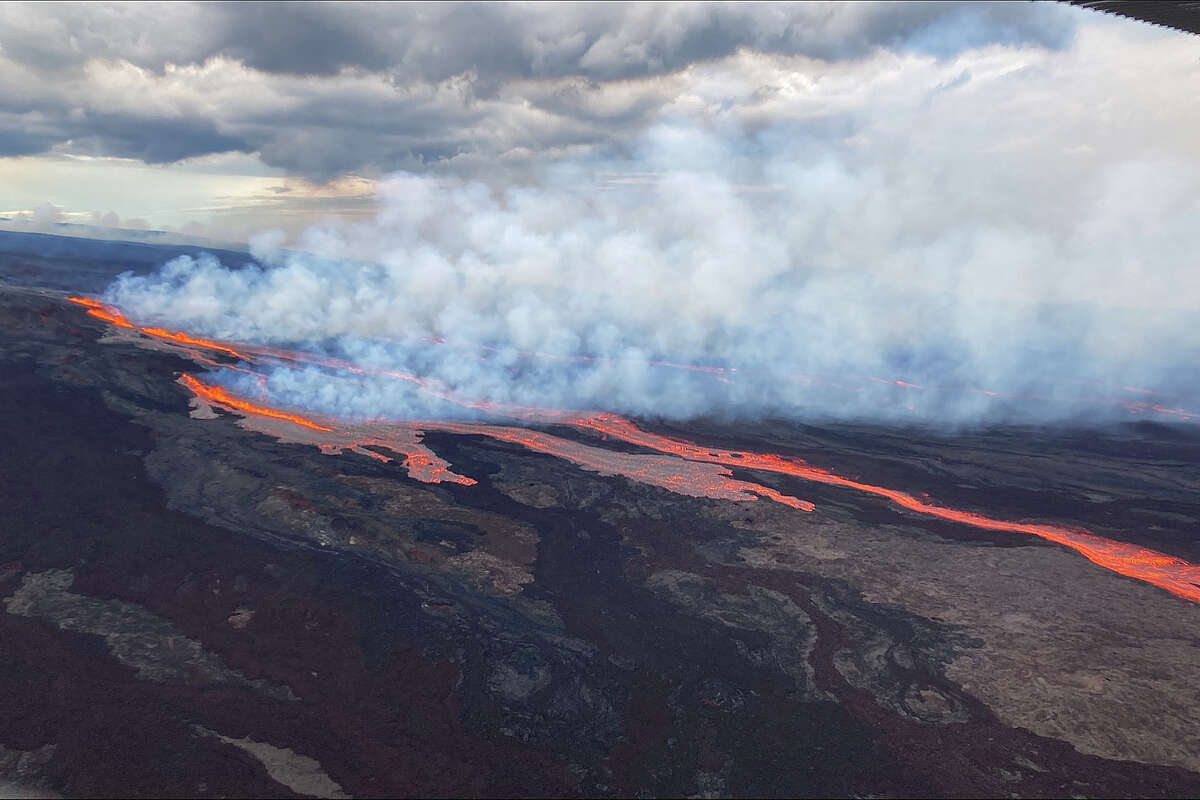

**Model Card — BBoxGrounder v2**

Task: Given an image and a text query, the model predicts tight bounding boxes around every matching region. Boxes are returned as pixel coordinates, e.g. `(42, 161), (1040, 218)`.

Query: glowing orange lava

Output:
(180, 373), (332, 432)
(78, 296), (1200, 604)
(572, 414), (1200, 604)
(177, 374), (810, 508)
(67, 296), (107, 309)
(75, 296), (1199, 425)
(79, 304), (135, 329)
(432, 422), (816, 510)
(70, 296), (248, 359)
(140, 326), (246, 359)
(180, 374), (473, 486)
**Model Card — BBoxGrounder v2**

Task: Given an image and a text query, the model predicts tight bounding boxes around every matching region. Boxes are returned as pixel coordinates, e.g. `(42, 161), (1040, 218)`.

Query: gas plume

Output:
(102, 44), (1200, 429)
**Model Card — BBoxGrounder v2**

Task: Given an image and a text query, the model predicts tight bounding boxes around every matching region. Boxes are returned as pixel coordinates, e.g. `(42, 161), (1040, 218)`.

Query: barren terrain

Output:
(2, 237), (1200, 797)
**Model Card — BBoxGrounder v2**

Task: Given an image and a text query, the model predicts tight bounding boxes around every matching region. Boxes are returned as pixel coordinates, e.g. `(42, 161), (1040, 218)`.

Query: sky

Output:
(0, 0), (1185, 241)
(3, 1), (1199, 425)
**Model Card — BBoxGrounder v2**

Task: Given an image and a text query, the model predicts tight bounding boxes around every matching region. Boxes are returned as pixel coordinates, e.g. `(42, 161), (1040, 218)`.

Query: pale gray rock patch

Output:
(0, 743), (58, 798)
(192, 726), (349, 799)
(4, 570), (294, 701)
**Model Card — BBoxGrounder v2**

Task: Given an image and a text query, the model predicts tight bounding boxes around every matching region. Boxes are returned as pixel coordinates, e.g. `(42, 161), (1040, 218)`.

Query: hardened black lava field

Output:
(3, 235), (1200, 797)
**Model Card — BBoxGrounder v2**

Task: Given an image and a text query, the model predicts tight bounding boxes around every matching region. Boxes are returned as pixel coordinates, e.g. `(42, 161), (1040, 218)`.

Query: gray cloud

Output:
(0, 1), (1082, 179)
(2, 2), (1078, 80)
(0, 104), (250, 164)
(68, 114), (251, 163)
(0, 124), (51, 157)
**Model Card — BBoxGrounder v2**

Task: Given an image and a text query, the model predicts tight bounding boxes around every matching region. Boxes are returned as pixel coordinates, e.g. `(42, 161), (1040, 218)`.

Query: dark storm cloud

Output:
(0, 126), (52, 157)
(1, 2), (1078, 79)
(201, 1), (1078, 82)
(0, 102), (250, 164)
(71, 115), (251, 164)
(0, 1), (1081, 178)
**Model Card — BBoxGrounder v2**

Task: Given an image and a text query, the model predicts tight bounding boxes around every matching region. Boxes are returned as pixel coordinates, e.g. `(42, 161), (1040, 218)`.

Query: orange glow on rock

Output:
(68, 296), (106, 309)
(180, 373), (333, 432)
(140, 326), (246, 359)
(176, 374), (811, 507)
(180, 374), (476, 485)
(85, 307), (135, 329)
(80, 296), (1200, 604)
(70, 296), (247, 359)
(431, 422), (816, 510)
(573, 414), (1200, 604)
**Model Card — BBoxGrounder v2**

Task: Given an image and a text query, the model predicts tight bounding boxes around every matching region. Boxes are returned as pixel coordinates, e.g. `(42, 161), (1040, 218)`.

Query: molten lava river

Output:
(71, 296), (1200, 606)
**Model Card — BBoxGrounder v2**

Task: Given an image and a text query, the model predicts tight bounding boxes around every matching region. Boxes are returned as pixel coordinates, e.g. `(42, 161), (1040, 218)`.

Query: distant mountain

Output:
(0, 229), (254, 294)
(0, 221), (247, 253)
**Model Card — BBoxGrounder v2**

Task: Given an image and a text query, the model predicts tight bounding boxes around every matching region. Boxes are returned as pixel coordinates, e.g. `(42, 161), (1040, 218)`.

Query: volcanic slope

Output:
(2, 269), (1200, 796)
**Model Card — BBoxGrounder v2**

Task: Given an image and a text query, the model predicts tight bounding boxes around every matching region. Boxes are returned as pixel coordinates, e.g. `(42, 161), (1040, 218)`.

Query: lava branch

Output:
(176, 373), (813, 509)
(429, 421), (817, 511)
(69, 296), (249, 360)
(180, 373), (332, 432)
(573, 414), (1200, 605)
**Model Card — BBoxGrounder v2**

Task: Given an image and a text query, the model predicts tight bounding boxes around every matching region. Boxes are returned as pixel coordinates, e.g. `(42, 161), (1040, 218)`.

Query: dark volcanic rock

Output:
(2, 277), (1200, 798)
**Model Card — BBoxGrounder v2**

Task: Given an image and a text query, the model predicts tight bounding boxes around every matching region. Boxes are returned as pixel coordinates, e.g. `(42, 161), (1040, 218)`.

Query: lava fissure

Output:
(69, 297), (249, 360)
(75, 296), (1200, 605)
(180, 373), (332, 432)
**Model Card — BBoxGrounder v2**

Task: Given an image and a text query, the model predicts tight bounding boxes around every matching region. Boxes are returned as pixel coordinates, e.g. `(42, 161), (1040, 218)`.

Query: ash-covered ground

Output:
(2, 236), (1200, 798)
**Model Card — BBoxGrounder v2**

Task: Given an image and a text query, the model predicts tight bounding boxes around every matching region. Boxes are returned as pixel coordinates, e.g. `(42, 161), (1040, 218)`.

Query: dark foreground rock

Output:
(2, 281), (1200, 798)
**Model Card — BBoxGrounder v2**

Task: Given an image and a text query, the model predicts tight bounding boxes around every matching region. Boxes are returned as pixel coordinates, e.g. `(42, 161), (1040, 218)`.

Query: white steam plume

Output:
(105, 30), (1200, 427)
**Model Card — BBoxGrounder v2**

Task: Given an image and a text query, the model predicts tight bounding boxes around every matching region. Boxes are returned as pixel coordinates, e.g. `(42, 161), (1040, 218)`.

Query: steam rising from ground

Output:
(105, 31), (1200, 426)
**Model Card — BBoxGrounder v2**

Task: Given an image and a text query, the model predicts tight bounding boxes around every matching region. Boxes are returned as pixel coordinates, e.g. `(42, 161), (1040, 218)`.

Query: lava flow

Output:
(178, 374), (812, 508)
(181, 373), (477, 485)
(76, 296), (1200, 605)
(69, 297), (248, 360)
(71, 295), (1199, 424)
(572, 414), (1200, 604)
(431, 421), (816, 510)
(180, 374), (332, 432)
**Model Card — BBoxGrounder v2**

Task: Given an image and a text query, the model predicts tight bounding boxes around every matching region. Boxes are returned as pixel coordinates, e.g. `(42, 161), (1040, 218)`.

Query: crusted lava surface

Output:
(3, 245), (1200, 798)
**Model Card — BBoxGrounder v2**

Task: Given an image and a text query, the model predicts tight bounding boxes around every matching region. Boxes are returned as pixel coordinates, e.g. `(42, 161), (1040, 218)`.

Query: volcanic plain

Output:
(2, 235), (1200, 798)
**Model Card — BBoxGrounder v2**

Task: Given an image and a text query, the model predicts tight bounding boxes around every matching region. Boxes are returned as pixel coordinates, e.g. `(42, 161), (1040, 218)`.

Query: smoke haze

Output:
(103, 25), (1200, 427)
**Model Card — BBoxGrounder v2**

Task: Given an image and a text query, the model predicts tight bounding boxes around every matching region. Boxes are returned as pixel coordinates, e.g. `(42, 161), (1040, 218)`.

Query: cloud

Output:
(102, 24), (1200, 427)
(29, 202), (62, 224)
(0, 1), (1084, 179)
(0, 125), (52, 157)
(1, 2), (1079, 79)
(68, 114), (250, 163)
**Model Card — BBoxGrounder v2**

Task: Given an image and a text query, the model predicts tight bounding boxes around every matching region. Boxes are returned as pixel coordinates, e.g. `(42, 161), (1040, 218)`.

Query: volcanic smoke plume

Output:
(101, 115), (1200, 427)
